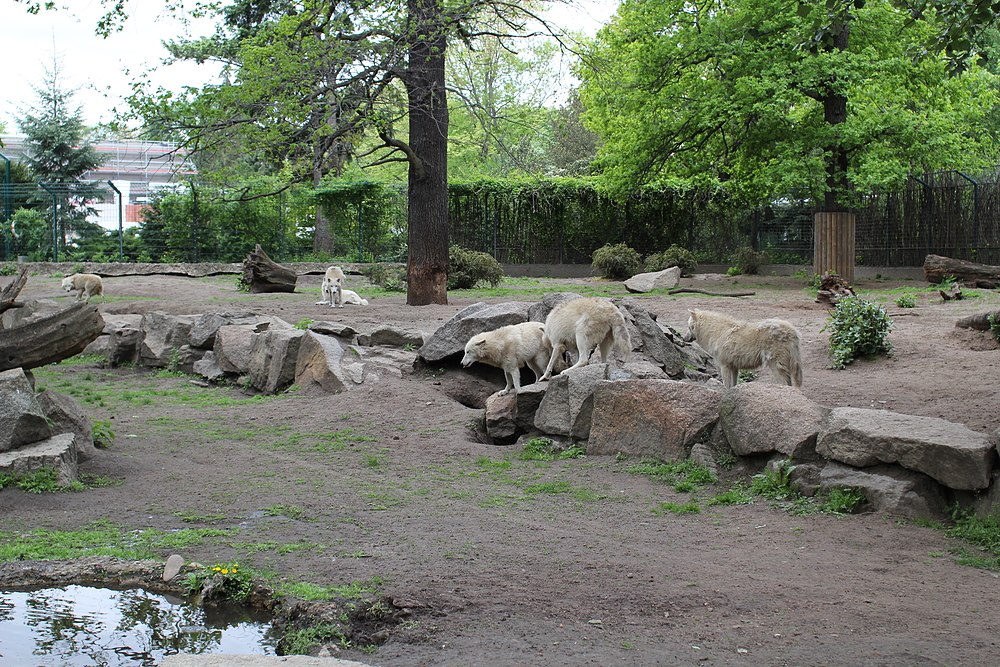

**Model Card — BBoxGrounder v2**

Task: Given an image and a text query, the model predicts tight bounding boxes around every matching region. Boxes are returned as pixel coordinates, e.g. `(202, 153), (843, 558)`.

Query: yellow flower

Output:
(220, 569), (229, 574)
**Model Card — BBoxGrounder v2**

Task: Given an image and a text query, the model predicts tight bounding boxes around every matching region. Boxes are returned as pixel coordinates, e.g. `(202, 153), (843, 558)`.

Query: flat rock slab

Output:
(0, 432), (78, 485)
(817, 407), (996, 490)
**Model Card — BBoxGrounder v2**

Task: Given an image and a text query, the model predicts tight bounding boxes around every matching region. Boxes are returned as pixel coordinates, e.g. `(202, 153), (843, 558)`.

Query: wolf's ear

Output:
(688, 309), (697, 319)
(473, 338), (486, 347)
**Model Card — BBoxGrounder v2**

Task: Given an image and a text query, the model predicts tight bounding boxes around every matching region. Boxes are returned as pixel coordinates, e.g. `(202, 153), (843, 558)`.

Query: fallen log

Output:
(0, 302), (105, 371)
(667, 288), (756, 297)
(815, 271), (856, 306)
(241, 244), (297, 293)
(940, 281), (963, 301)
(923, 254), (1000, 285)
(955, 310), (1000, 331)
(0, 266), (29, 318)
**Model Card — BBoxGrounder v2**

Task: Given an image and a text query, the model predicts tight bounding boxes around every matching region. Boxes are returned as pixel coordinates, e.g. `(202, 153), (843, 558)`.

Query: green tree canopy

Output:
(579, 0), (1000, 206)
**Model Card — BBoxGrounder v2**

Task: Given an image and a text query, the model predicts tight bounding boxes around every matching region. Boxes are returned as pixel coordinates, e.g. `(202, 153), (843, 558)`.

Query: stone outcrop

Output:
(0, 368), (51, 452)
(624, 267), (681, 293)
(138, 312), (196, 367)
(248, 328), (305, 394)
(719, 383), (828, 460)
(0, 433), (78, 486)
(294, 331), (349, 394)
(35, 390), (97, 462)
(819, 461), (950, 520)
(418, 302), (532, 363)
(533, 363), (610, 439)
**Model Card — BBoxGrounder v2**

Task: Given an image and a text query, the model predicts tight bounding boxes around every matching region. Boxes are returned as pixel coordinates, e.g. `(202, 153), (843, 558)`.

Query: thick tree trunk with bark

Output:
(955, 311), (1000, 330)
(404, 0), (449, 306)
(242, 244), (298, 293)
(924, 254), (1000, 286)
(0, 266), (29, 318)
(0, 302), (104, 372)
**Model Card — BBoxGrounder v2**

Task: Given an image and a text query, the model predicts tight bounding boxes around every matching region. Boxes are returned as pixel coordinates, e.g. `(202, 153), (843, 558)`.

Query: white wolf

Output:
(539, 297), (631, 381)
(340, 289), (368, 306)
(61, 273), (105, 303)
(462, 321), (561, 395)
(315, 266), (346, 307)
(686, 308), (803, 389)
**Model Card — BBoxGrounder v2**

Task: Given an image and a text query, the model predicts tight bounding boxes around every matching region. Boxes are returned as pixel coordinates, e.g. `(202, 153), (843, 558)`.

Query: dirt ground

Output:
(4, 270), (1000, 667)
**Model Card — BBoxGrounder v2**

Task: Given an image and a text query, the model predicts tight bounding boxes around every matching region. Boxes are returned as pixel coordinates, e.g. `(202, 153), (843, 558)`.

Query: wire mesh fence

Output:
(3, 172), (1000, 266)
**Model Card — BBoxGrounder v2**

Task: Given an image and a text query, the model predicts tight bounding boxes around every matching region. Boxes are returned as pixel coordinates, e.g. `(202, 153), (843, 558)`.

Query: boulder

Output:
(588, 379), (721, 461)
(35, 390), (97, 462)
(418, 302), (531, 363)
(214, 325), (256, 374)
(189, 312), (257, 349)
(308, 320), (359, 341)
(618, 297), (686, 377)
(107, 327), (143, 367)
(0, 432), (78, 485)
(294, 331), (349, 394)
(248, 328), (305, 394)
(817, 407), (996, 490)
(484, 383), (548, 445)
(819, 461), (950, 521)
(192, 351), (228, 381)
(533, 363), (610, 439)
(719, 383), (828, 460)
(624, 267), (681, 293)
(172, 345), (208, 374)
(138, 312), (196, 367)
(0, 368), (52, 452)
(360, 325), (425, 349)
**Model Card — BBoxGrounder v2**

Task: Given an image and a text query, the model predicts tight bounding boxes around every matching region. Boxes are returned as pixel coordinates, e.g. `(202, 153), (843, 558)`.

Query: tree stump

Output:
(923, 254), (1000, 286)
(0, 302), (105, 371)
(955, 311), (1000, 331)
(815, 271), (856, 307)
(0, 266), (29, 319)
(242, 244), (297, 293)
(940, 282), (963, 301)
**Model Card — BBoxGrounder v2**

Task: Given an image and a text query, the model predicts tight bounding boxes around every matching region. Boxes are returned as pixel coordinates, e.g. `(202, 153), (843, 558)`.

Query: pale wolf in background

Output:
(61, 273), (105, 303)
(340, 289), (369, 306)
(315, 266), (346, 307)
(462, 322), (561, 395)
(687, 308), (803, 388)
(539, 297), (631, 381)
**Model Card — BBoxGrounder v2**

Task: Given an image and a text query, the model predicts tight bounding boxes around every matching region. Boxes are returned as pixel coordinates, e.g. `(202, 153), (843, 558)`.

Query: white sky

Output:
(0, 0), (619, 132)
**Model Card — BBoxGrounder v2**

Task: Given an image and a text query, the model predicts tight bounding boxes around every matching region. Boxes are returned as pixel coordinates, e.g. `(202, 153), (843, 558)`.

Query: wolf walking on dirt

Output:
(539, 297), (631, 381)
(61, 273), (105, 303)
(462, 322), (561, 395)
(686, 308), (803, 388)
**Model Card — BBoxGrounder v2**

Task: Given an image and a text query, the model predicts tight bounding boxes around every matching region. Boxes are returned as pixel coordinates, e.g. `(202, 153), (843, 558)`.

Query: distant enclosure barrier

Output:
(2, 172), (1000, 266)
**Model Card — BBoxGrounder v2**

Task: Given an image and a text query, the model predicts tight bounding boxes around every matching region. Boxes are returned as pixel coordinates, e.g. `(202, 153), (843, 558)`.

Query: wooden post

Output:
(814, 211), (855, 284)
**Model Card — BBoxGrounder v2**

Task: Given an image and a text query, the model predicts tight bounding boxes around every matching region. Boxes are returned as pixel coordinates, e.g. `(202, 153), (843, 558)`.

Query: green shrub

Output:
(363, 263), (407, 292)
(592, 243), (642, 280)
(988, 313), (1000, 342)
(0, 264), (17, 276)
(729, 246), (770, 275)
(644, 244), (698, 276)
(895, 294), (917, 308)
(822, 295), (894, 369)
(448, 245), (504, 289)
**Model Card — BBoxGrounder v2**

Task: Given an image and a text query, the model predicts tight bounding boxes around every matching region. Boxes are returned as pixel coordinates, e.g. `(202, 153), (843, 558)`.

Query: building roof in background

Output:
(0, 135), (196, 184)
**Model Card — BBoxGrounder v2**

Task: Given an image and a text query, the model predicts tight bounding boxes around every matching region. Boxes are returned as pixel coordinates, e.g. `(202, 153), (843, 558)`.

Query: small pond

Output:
(0, 584), (278, 666)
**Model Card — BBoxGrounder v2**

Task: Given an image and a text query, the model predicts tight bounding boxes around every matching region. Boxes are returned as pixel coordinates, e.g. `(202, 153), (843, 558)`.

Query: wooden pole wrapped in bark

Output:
(923, 254), (1000, 287)
(814, 212), (855, 284)
(242, 244), (298, 293)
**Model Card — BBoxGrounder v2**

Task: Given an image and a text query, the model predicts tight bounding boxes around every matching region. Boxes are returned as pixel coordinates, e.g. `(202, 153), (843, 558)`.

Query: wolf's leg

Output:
(540, 343), (566, 381)
(598, 330), (614, 363)
(721, 365), (738, 388)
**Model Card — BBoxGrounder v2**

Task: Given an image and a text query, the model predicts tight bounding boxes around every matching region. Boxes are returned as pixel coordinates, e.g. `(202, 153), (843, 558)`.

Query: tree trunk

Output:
(0, 302), (104, 371)
(924, 254), (1000, 285)
(405, 0), (449, 306)
(814, 212), (856, 284)
(242, 244), (298, 293)
(0, 266), (29, 319)
(313, 164), (334, 254)
(955, 311), (1000, 330)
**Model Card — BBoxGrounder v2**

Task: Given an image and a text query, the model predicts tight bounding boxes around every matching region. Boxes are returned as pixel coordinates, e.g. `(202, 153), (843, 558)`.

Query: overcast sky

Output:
(0, 0), (619, 134)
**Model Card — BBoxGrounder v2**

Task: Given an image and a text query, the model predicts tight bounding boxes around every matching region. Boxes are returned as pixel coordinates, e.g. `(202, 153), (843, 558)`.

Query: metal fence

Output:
(4, 172), (1000, 266)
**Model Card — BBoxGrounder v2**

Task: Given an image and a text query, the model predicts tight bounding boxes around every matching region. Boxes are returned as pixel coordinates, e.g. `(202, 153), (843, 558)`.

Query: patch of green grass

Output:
(623, 458), (717, 487)
(706, 484), (754, 506)
(519, 437), (586, 461)
(172, 510), (228, 524)
(749, 460), (798, 501)
(280, 623), (351, 655)
(946, 510), (1000, 569)
(263, 504), (306, 520)
(652, 501), (700, 514)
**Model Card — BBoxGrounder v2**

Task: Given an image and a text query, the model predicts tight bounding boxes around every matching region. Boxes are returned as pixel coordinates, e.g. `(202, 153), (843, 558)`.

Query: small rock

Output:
(163, 554), (184, 581)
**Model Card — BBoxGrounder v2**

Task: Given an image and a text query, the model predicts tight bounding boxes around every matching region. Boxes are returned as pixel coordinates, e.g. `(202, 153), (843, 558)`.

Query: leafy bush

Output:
(592, 243), (642, 280)
(644, 244), (698, 276)
(448, 245), (504, 289)
(363, 263), (407, 292)
(895, 294), (917, 308)
(92, 419), (115, 449)
(0, 264), (18, 276)
(822, 296), (894, 369)
(729, 246), (770, 275)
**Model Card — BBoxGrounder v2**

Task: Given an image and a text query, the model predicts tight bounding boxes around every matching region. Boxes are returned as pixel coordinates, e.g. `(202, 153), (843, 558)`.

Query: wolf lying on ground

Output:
(687, 308), (803, 388)
(61, 273), (105, 303)
(339, 289), (368, 306)
(462, 321), (562, 395)
(315, 266), (346, 307)
(540, 297), (631, 381)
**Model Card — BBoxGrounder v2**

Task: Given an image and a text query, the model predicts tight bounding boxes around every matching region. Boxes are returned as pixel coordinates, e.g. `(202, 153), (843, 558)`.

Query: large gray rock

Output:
(35, 390), (97, 462)
(588, 380), (721, 461)
(485, 383), (548, 444)
(294, 331), (348, 394)
(618, 297), (685, 377)
(172, 345), (208, 374)
(418, 302), (531, 363)
(819, 461), (950, 521)
(214, 325), (257, 374)
(527, 292), (584, 324)
(138, 312), (196, 367)
(107, 327), (143, 366)
(624, 267), (681, 293)
(0, 368), (52, 453)
(817, 407), (996, 490)
(189, 312), (257, 349)
(0, 432), (78, 485)
(309, 320), (358, 341)
(360, 325), (425, 349)
(533, 363), (610, 439)
(719, 383), (828, 460)
(192, 351), (227, 381)
(248, 328), (305, 394)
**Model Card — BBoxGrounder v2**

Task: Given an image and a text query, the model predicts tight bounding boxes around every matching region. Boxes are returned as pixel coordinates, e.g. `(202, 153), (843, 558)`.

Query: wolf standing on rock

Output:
(687, 308), (803, 388)
(462, 322), (560, 395)
(540, 297), (631, 381)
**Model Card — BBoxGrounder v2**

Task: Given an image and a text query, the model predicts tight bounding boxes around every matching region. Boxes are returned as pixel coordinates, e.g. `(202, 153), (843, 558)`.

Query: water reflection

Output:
(0, 585), (277, 666)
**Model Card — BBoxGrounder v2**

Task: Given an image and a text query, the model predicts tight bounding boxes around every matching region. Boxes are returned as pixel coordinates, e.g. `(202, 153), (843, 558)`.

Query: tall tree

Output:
(17, 55), (104, 250)
(579, 0), (1000, 208)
